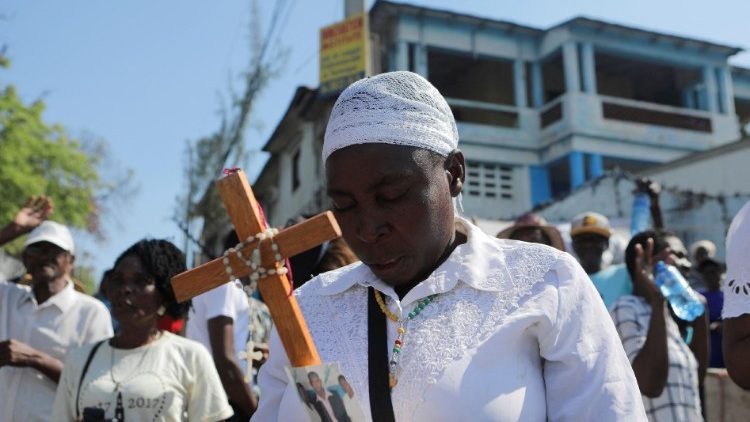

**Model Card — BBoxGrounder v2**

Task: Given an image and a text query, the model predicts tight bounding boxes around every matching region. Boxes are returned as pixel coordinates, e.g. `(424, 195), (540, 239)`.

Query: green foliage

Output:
(73, 265), (97, 295)
(0, 84), (102, 234)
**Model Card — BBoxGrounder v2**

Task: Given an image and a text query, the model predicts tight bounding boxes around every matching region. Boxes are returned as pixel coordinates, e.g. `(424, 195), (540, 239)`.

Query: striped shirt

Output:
(611, 295), (702, 422)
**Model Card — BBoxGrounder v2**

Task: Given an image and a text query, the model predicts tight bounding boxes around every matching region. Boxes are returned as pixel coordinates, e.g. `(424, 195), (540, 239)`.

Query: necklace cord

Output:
(109, 331), (161, 389)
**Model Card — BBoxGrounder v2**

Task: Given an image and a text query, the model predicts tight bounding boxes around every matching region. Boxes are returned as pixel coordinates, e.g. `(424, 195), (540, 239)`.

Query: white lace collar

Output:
(302, 217), (515, 305)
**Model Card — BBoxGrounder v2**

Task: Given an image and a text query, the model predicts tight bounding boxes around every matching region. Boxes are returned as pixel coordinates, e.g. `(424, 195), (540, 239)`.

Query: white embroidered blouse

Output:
(253, 218), (646, 421)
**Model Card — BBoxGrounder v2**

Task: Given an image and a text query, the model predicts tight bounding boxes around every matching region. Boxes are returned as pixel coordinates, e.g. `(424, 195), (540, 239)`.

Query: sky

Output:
(3, 0), (750, 281)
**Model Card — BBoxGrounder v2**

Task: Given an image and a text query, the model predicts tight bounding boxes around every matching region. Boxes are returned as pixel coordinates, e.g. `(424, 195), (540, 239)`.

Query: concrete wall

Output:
(643, 143), (750, 196)
(535, 174), (750, 259)
(705, 369), (750, 422)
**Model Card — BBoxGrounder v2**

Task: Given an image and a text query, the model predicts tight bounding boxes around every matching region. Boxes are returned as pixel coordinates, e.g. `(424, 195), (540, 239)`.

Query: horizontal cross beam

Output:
(171, 212), (341, 303)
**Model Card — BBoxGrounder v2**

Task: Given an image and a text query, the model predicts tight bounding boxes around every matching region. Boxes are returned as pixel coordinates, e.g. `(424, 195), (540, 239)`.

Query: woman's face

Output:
(326, 144), (462, 287)
(107, 254), (164, 328)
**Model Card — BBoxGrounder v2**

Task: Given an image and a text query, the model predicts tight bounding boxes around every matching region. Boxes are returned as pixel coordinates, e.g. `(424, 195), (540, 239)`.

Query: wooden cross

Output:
(171, 169), (341, 367)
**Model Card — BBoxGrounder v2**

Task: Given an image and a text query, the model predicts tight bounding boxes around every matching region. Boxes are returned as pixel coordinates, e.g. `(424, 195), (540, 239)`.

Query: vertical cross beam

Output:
(216, 170), (322, 367)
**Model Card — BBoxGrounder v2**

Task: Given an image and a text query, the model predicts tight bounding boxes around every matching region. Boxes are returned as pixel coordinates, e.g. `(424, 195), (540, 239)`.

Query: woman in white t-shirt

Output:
(52, 239), (233, 421)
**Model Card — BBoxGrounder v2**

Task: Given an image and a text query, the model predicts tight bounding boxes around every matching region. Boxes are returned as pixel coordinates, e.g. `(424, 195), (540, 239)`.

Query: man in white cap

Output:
(0, 221), (113, 421)
(723, 201), (750, 389)
(253, 71), (644, 421)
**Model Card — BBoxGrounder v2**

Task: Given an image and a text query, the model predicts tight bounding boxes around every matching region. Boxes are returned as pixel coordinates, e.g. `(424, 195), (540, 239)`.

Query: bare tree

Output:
(175, 0), (290, 264)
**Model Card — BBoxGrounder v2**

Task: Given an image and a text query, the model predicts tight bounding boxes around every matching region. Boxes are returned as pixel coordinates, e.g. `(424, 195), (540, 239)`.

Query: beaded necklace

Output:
(374, 290), (436, 388)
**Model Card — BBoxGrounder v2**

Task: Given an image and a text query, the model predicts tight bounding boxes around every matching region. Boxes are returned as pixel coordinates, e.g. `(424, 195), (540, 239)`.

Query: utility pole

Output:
(344, 0), (364, 18)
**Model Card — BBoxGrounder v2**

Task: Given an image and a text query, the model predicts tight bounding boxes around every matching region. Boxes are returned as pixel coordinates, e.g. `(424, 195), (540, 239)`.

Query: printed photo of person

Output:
(286, 363), (366, 422)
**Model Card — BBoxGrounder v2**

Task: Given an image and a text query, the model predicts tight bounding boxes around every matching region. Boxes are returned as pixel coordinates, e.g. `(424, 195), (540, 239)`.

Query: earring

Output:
(453, 193), (465, 215)
(157, 305), (166, 316)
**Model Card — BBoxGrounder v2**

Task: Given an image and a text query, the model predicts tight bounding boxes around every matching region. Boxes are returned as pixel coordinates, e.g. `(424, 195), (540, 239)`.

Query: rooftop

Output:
(372, 0), (743, 56)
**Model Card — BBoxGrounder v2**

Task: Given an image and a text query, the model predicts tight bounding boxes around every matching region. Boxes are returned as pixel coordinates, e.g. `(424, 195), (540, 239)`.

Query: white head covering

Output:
(322, 71), (458, 162)
(723, 201), (750, 319)
(24, 221), (75, 254)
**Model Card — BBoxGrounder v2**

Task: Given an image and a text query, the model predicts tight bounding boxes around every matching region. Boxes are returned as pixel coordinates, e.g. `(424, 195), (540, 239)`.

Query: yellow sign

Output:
(319, 13), (369, 95)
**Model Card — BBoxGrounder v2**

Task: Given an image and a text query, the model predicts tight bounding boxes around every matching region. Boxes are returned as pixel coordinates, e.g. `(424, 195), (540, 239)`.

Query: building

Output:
(640, 138), (750, 196)
(254, 0), (750, 227)
(532, 138), (750, 259)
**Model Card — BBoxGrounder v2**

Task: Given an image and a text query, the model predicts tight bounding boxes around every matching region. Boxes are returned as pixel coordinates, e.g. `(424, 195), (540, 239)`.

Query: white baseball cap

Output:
(723, 201), (750, 318)
(24, 221), (75, 254)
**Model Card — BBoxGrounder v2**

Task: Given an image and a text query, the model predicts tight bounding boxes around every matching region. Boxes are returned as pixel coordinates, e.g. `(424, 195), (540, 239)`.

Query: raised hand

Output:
(13, 195), (54, 231)
(632, 238), (664, 306)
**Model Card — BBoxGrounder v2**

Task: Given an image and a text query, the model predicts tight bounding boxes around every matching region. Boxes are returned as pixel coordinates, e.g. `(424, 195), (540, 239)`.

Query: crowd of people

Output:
(2, 71), (750, 421)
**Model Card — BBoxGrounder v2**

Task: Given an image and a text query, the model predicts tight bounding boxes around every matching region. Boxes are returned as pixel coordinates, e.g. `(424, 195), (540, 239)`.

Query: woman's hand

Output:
(632, 238), (664, 307)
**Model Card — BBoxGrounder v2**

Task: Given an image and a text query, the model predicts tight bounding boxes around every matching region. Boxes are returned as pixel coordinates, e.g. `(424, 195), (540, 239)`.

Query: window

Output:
(465, 161), (514, 199)
(292, 150), (301, 192)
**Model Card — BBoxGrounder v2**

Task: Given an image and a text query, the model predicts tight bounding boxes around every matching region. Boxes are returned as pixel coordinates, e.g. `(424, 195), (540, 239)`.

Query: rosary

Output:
(221, 227), (286, 384)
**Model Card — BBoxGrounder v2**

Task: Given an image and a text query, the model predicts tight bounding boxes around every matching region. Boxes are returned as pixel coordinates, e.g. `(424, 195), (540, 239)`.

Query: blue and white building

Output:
(254, 0), (750, 225)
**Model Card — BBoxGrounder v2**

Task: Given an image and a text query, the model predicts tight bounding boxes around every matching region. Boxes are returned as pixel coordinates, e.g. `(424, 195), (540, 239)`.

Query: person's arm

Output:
(629, 299), (669, 397)
(687, 296), (709, 385)
(724, 314), (750, 389)
(207, 316), (258, 417)
(622, 239), (669, 397)
(537, 254), (646, 421)
(186, 343), (235, 422)
(636, 179), (664, 229)
(0, 339), (63, 382)
(0, 222), (28, 246)
(0, 196), (54, 246)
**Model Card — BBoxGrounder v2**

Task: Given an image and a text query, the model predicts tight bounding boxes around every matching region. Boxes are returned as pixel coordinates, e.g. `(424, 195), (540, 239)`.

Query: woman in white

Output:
(52, 239), (233, 421)
(252, 71), (646, 421)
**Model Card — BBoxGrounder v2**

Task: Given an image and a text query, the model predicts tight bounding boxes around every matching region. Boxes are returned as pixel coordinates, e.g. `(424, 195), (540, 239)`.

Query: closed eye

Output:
(331, 198), (356, 212)
(377, 187), (409, 203)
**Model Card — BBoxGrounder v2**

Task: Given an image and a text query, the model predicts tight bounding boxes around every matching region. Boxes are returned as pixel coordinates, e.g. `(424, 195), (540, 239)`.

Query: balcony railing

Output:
(599, 95), (713, 133)
(445, 97), (519, 128)
(539, 97), (564, 128)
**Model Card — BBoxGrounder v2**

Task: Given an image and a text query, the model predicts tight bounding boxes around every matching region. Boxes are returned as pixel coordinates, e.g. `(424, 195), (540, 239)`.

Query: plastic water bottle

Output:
(654, 261), (705, 322)
(630, 192), (651, 235)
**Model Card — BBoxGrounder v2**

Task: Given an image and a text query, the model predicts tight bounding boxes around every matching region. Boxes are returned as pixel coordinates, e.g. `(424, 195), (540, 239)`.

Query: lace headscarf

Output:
(322, 71), (458, 162)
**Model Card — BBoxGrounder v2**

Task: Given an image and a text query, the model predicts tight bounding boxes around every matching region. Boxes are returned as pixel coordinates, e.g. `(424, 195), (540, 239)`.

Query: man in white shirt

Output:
(723, 201), (750, 389)
(308, 371), (349, 422)
(186, 230), (257, 420)
(0, 221), (113, 421)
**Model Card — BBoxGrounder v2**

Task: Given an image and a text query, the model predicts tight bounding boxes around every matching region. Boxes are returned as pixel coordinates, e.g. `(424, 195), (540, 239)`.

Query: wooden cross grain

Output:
(171, 169), (341, 367)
